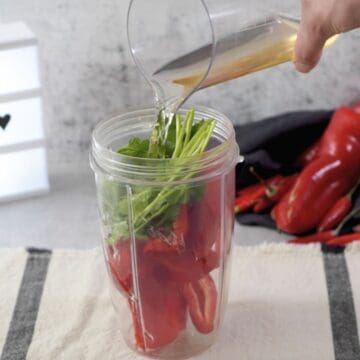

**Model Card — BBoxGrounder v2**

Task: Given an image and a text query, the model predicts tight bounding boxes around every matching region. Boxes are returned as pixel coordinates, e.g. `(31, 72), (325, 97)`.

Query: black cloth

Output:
(234, 110), (360, 231)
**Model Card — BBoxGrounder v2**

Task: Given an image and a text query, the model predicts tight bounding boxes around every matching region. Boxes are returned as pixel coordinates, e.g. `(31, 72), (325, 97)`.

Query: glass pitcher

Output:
(127, 0), (337, 114)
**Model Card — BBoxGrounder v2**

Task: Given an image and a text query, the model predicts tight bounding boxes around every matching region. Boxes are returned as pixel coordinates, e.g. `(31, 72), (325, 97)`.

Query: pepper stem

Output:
(249, 167), (276, 197)
(347, 178), (360, 199)
(334, 206), (360, 235)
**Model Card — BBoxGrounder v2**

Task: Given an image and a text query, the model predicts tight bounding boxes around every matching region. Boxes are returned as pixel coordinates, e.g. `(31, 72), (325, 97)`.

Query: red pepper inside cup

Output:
(126, 259), (187, 351)
(107, 180), (224, 352)
(183, 274), (218, 334)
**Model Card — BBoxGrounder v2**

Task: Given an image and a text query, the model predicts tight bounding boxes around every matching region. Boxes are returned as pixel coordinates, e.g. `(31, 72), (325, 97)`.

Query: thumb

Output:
(294, 17), (329, 73)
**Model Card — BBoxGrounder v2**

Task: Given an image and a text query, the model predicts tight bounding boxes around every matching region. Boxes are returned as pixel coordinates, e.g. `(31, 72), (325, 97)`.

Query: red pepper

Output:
(288, 231), (334, 244)
(143, 238), (179, 254)
(253, 197), (274, 213)
(146, 245), (220, 284)
(327, 232), (360, 246)
(274, 107), (360, 234)
(318, 107), (360, 159)
(107, 241), (134, 295)
(250, 172), (284, 196)
(129, 270), (187, 351)
(289, 206), (360, 245)
(296, 139), (321, 167)
(273, 156), (355, 233)
(236, 182), (265, 197)
(144, 205), (188, 254)
(187, 179), (222, 260)
(146, 180), (222, 283)
(173, 205), (188, 242)
(261, 175), (284, 193)
(129, 299), (145, 350)
(183, 274), (217, 334)
(235, 175), (285, 214)
(317, 197), (352, 233)
(108, 241), (188, 351)
(253, 175), (297, 213)
(235, 184), (266, 213)
(266, 174), (298, 202)
(317, 180), (359, 232)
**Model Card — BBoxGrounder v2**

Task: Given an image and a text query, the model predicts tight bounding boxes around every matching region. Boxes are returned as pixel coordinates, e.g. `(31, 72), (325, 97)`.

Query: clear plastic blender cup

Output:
(90, 106), (239, 359)
(127, 0), (337, 115)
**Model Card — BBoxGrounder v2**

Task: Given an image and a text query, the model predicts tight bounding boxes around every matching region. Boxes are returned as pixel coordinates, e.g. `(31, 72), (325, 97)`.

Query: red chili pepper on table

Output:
(317, 180), (359, 233)
(289, 207), (360, 245)
(235, 183), (266, 213)
(266, 174), (298, 202)
(274, 107), (360, 234)
(237, 182), (266, 197)
(317, 107), (360, 159)
(248, 168), (284, 197)
(317, 197), (352, 233)
(253, 174), (298, 213)
(235, 174), (288, 214)
(288, 231), (334, 244)
(253, 197), (274, 213)
(327, 232), (360, 246)
(273, 156), (356, 233)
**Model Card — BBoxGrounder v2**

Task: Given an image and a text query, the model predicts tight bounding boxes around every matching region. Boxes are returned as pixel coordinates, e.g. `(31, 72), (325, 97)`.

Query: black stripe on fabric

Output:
(322, 244), (360, 360)
(26, 248), (51, 255)
(0, 248), (52, 360)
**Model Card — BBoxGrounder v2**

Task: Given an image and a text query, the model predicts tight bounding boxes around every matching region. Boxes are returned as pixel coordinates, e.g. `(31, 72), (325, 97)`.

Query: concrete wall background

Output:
(2, 0), (360, 165)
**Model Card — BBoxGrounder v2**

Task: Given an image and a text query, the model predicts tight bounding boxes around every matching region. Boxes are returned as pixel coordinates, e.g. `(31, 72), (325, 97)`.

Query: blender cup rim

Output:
(90, 106), (240, 185)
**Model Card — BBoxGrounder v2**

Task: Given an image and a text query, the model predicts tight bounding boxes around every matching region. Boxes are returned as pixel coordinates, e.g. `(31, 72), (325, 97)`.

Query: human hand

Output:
(294, 0), (360, 73)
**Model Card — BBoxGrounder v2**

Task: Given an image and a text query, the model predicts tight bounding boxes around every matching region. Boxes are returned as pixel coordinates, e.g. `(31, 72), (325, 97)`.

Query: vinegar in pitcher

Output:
(154, 15), (337, 97)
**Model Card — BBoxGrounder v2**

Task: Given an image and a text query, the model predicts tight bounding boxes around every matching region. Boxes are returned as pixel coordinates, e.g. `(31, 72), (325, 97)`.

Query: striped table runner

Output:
(1, 244), (359, 360)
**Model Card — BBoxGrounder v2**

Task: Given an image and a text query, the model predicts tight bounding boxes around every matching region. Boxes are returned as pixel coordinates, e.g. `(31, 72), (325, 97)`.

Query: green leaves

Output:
(107, 108), (216, 243)
(117, 188), (154, 216)
(117, 137), (150, 157)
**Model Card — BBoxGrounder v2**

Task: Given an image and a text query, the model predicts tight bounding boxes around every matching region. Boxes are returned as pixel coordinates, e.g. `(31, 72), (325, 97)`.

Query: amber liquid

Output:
(155, 15), (337, 105)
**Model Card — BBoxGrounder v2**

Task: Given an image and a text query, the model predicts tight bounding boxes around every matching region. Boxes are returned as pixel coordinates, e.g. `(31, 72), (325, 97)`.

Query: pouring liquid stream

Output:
(152, 14), (337, 146)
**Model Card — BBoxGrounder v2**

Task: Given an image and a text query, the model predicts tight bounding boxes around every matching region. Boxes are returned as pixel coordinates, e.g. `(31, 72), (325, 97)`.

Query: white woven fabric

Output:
(1, 244), (360, 360)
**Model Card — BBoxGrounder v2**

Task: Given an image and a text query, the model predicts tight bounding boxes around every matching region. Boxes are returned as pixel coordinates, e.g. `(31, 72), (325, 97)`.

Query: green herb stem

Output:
(112, 108), (216, 241)
(183, 108), (195, 147)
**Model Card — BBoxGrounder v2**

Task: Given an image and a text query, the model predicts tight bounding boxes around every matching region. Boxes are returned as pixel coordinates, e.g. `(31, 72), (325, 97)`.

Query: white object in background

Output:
(0, 46), (40, 96)
(0, 97), (44, 148)
(0, 22), (49, 202)
(0, 147), (49, 201)
(0, 22), (40, 98)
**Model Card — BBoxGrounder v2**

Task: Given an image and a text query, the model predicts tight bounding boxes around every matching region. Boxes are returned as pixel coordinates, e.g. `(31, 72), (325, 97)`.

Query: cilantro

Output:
(117, 137), (149, 157)
(107, 108), (216, 243)
(190, 119), (206, 138)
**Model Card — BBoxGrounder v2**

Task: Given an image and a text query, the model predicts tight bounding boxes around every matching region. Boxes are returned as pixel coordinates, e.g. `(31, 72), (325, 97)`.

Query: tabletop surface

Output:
(2, 164), (360, 360)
